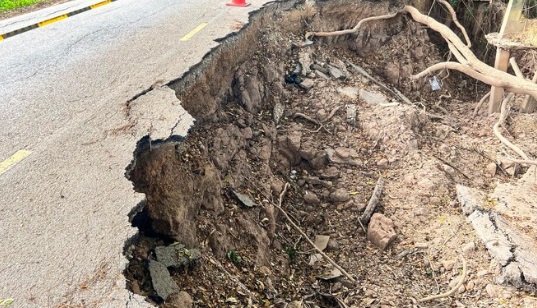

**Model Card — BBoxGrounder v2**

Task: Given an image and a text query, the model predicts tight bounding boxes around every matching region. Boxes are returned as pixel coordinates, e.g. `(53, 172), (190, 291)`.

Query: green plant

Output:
(0, 0), (43, 11)
(0, 298), (14, 307)
(284, 246), (298, 260)
(226, 250), (242, 265)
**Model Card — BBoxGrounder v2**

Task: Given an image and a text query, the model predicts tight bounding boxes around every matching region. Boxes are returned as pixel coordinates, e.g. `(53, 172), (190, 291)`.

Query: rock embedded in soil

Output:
(148, 259), (179, 301)
(303, 191), (321, 205)
(359, 89), (389, 105)
(154, 245), (201, 269)
(163, 291), (193, 308)
(230, 190), (257, 208)
(329, 188), (351, 203)
(325, 147), (362, 166)
(337, 87), (359, 100)
(326, 64), (345, 79)
(367, 213), (397, 250)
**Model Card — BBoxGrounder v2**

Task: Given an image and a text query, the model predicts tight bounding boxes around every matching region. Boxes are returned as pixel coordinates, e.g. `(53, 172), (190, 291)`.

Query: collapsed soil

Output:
(123, 1), (537, 307)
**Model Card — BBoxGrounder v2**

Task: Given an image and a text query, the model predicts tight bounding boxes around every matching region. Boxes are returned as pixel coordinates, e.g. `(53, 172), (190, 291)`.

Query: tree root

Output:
(493, 94), (537, 166)
(275, 183), (356, 282)
(418, 255), (467, 302)
(473, 91), (490, 118)
(306, 4), (537, 103)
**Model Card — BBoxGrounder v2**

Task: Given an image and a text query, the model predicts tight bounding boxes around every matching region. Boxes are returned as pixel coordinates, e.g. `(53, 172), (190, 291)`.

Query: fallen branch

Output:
(360, 177), (384, 225)
(294, 113), (330, 133)
(419, 255), (467, 302)
(276, 183), (356, 282)
(323, 106), (341, 122)
(206, 256), (258, 303)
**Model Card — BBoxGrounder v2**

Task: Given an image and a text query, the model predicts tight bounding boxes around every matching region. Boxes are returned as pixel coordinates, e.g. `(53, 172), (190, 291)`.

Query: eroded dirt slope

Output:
(123, 1), (537, 307)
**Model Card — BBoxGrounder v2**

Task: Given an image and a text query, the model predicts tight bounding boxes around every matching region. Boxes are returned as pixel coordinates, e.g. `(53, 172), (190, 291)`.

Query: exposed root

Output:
(275, 183), (356, 283)
(473, 91), (490, 118)
(305, 12), (398, 40)
(306, 4), (537, 104)
(436, 0), (472, 47)
(418, 255), (467, 302)
(493, 94), (537, 166)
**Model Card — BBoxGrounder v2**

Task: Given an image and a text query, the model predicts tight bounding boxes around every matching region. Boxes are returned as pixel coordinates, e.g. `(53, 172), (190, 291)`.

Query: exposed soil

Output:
(123, 1), (537, 307)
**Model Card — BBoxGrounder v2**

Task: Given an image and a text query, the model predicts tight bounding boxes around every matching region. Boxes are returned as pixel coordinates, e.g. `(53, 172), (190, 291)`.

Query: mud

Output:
(123, 0), (537, 307)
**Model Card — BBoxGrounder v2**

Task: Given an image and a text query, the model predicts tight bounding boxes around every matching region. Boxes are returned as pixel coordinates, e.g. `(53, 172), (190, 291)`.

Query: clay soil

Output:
(123, 1), (537, 307)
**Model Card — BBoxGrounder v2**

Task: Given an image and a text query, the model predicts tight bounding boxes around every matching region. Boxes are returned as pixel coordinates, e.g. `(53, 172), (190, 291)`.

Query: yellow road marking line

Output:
(180, 23), (207, 41)
(90, 0), (112, 9)
(38, 14), (68, 27)
(0, 150), (32, 175)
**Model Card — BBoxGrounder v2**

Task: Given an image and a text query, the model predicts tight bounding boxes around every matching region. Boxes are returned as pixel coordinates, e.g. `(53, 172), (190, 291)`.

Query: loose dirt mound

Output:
(123, 1), (537, 307)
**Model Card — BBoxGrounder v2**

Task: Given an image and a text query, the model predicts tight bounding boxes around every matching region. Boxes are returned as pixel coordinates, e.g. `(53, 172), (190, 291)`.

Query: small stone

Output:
(319, 166), (340, 179)
(305, 176), (321, 185)
(299, 78), (315, 90)
(414, 242), (428, 249)
(337, 87), (359, 100)
(367, 213), (397, 250)
(330, 188), (351, 203)
(327, 239), (339, 251)
(241, 127), (253, 139)
(477, 270), (489, 277)
(304, 191), (321, 205)
(377, 159), (389, 168)
(441, 259), (456, 271)
(259, 266), (272, 276)
(429, 196), (441, 205)
(163, 291), (193, 308)
(486, 162), (497, 177)
(326, 64), (345, 79)
(442, 164), (456, 176)
(463, 241), (476, 255)
(359, 89), (389, 105)
(466, 280), (475, 291)
(486, 284), (502, 298)
(148, 260), (179, 301)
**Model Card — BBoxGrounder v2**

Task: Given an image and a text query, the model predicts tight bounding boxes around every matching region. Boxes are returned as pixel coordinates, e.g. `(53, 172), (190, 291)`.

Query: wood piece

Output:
(275, 183), (356, 282)
(360, 177), (384, 225)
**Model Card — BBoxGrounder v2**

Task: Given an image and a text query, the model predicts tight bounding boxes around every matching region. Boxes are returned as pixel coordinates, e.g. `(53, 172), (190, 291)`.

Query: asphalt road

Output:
(0, 0), (270, 306)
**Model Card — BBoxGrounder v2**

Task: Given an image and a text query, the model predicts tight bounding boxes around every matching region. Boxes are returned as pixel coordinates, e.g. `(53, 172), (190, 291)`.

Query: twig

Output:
(206, 256), (258, 303)
(472, 91), (490, 118)
(433, 154), (471, 180)
(419, 255), (467, 302)
(275, 183), (356, 282)
(360, 177), (384, 225)
(323, 106), (341, 123)
(293, 113), (330, 134)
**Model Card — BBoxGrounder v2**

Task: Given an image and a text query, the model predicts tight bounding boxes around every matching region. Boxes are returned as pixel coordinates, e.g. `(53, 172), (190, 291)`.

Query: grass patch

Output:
(0, 0), (44, 11)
